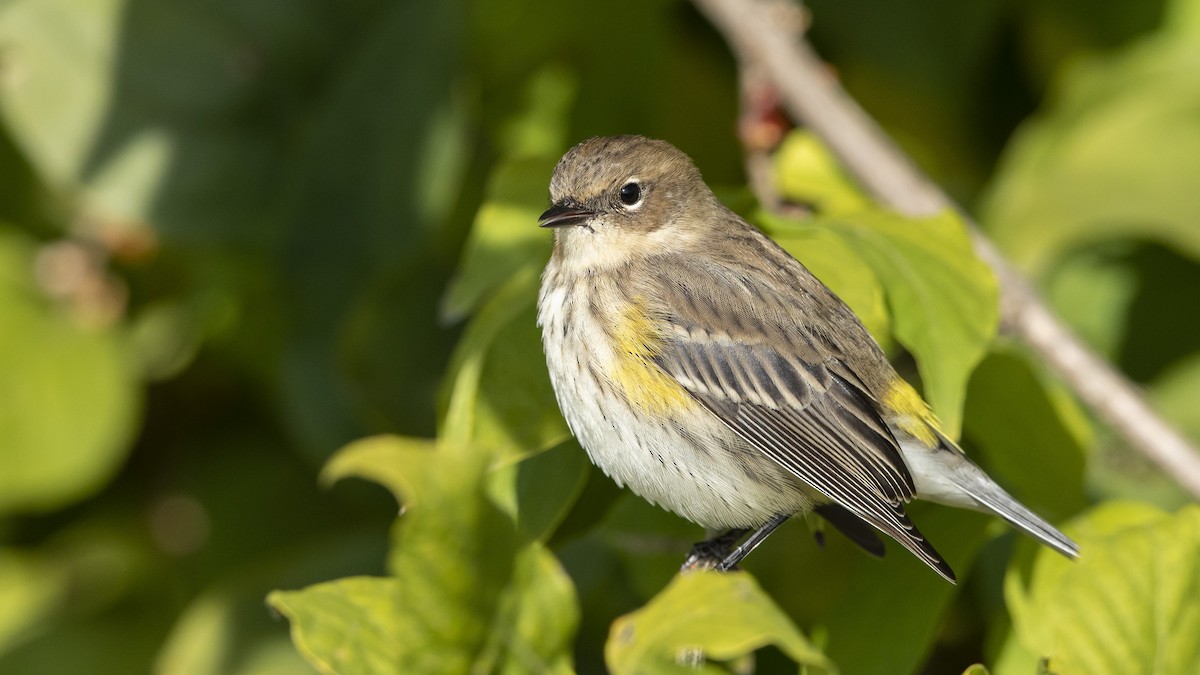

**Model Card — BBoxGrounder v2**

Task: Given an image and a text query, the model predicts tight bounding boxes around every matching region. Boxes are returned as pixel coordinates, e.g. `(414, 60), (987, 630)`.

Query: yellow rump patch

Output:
(608, 298), (696, 416)
(883, 378), (941, 447)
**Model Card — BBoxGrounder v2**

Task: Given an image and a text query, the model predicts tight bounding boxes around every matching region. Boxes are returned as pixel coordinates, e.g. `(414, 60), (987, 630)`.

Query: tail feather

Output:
(968, 482), (1080, 559)
(815, 503), (886, 558)
(900, 437), (1080, 560)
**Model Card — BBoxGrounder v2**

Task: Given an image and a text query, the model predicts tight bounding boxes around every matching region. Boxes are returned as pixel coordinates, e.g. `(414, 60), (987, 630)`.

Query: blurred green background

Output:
(2, 0), (1199, 673)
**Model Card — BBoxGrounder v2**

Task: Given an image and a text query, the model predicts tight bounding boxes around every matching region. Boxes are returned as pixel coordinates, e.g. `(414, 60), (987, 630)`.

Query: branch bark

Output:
(693, 0), (1200, 499)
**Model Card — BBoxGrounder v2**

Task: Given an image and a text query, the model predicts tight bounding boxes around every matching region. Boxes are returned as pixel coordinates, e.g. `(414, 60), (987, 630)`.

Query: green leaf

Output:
(1041, 246), (1139, 362)
(441, 267), (538, 444)
(314, 436), (517, 672)
(606, 571), (833, 674)
(156, 531), (385, 675)
(963, 665), (991, 675)
(0, 230), (140, 514)
(491, 544), (579, 675)
(443, 65), (573, 322)
(277, 0), (469, 459)
(1153, 352), (1200, 447)
(268, 576), (407, 675)
(772, 131), (870, 215)
(0, 549), (66, 655)
(838, 209), (997, 438)
(270, 544), (577, 675)
(1000, 501), (1200, 675)
(321, 436), (515, 575)
(657, 507), (986, 675)
(963, 348), (1089, 522)
(1171, 0), (1200, 37)
(982, 10), (1200, 273)
(0, 0), (124, 187)
(158, 588), (317, 675)
(441, 156), (556, 322)
(801, 506), (991, 675)
(468, 298), (567, 460)
(441, 267), (568, 459)
(273, 435), (578, 673)
(495, 65), (577, 160)
(507, 438), (591, 544)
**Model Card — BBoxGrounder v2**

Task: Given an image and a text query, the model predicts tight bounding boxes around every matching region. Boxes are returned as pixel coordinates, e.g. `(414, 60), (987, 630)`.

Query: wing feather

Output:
(653, 326), (956, 582)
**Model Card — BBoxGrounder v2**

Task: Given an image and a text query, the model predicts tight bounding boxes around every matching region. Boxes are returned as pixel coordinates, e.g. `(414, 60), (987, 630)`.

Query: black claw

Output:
(680, 514), (793, 572)
(682, 528), (748, 571)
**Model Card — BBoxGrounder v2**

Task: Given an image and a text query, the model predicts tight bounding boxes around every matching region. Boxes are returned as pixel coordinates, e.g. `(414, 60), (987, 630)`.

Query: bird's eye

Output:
(618, 181), (642, 206)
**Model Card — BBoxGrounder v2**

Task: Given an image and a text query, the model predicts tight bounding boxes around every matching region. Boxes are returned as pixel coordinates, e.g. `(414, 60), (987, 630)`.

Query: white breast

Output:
(536, 267), (813, 529)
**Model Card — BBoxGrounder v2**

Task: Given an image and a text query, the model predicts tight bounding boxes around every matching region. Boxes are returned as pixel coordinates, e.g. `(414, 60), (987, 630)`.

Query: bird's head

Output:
(540, 135), (720, 270)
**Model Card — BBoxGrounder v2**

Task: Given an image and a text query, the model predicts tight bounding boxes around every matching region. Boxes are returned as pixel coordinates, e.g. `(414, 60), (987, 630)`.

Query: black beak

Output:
(538, 202), (595, 228)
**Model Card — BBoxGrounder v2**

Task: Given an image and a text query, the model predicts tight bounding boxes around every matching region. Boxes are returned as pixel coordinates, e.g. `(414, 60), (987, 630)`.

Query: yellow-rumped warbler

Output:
(536, 135), (1078, 582)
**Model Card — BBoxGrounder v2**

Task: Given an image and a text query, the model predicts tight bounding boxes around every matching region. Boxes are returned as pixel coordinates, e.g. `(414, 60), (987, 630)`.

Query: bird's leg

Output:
(716, 513), (790, 571)
(681, 527), (749, 571)
(680, 513), (792, 572)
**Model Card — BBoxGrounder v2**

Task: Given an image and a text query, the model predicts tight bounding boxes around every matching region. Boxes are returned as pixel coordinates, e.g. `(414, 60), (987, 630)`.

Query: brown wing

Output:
(645, 256), (955, 581)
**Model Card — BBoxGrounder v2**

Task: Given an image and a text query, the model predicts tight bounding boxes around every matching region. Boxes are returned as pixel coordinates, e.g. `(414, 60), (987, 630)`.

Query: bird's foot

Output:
(680, 513), (792, 572)
(681, 528), (748, 572)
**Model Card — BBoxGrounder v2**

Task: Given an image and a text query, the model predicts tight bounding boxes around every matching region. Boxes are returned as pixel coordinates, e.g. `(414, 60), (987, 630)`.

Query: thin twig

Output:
(694, 0), (1200, 499)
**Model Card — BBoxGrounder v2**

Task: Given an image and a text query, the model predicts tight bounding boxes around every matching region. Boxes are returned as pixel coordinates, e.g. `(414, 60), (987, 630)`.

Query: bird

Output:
(535, 135), (1079, 582)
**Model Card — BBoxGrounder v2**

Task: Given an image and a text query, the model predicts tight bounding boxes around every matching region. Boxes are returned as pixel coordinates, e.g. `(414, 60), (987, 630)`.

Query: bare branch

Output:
(694, 0), (1200, 498)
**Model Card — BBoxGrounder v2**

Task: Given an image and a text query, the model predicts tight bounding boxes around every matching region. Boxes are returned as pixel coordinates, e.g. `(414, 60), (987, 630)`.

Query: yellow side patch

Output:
(608, 298), (696, 416)
(883, 378), (941, 446)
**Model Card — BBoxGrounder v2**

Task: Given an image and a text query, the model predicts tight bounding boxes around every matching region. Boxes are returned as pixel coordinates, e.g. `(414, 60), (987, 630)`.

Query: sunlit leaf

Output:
(496, 65), (577, 160)
(468, 299), (567, 460)
(1153, 352), (1200, 445)
(0, 549), (65, 655)
(772, 131), (870, 215)
(0, 0), (124, 187)
(0, 231), (139, 514)
(158, 590), (311, 675)
(270, 544), (577, 675)
(983, 5), (1200, 273)
(441, 157), (555, 322)
(606, 571), (833, 674)
(1000, 501), (1200, 675)
(268, 576), (407, 675)
(443, 64), (574, 321)
(314, 436), (517, 671)
(641, 503), (986, 675)
(273, 435), (577, 673)
(1170, 0), (1200, 36)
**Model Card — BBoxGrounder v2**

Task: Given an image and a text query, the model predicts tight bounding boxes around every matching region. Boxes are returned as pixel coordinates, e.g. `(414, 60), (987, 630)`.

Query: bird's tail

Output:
(965, 474), (1079, 559)
(901, 437), (1080, 559)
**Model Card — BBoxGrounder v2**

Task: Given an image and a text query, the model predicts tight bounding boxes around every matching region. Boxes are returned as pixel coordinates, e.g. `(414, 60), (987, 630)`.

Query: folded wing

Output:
(650, 275), (956, 581)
